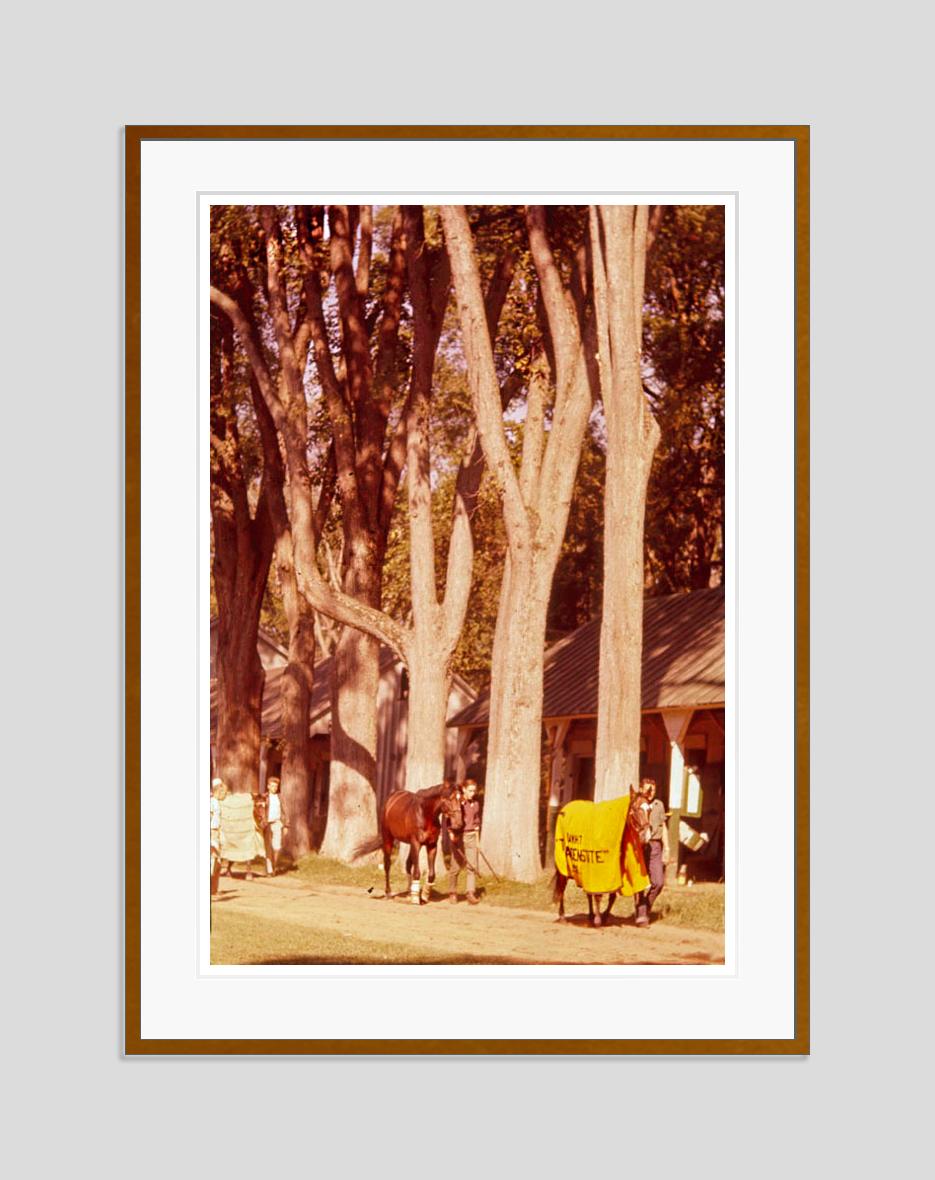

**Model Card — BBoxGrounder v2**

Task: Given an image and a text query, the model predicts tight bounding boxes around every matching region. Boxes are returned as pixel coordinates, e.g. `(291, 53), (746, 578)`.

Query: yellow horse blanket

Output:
(219, 793), (264, 863)
(554, 796), (649, 896)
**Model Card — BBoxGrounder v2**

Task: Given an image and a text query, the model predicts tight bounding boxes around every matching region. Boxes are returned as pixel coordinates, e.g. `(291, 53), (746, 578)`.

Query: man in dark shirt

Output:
(636, 777), (669, 926)
(449, 779), (481, 904)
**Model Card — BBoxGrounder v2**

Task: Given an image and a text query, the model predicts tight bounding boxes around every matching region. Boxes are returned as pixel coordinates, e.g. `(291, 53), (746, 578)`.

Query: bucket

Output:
(409, 879), (422, 905)
(678, 819), (710, 853)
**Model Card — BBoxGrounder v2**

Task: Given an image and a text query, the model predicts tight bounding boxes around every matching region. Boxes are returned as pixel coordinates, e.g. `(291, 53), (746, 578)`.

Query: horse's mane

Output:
(411, 781), (450, 801)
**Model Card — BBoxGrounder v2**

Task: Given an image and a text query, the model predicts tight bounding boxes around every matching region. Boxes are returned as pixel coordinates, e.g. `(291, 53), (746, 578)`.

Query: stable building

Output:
(448, 587), (725, 880)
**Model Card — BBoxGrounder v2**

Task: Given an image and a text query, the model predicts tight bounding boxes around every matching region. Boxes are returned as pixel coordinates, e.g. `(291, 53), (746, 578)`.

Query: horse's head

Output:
(437, 784), (464, 832)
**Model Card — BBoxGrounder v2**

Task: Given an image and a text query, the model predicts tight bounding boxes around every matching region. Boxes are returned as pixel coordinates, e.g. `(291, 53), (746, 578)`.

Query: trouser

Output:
(641, 839), (665, 910)
(449, 829), (478, 895)
(263, 821), (283, 872)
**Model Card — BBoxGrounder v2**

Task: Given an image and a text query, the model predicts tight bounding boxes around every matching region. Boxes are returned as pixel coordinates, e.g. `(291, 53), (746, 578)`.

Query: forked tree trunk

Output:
(441, 204), (594, 882)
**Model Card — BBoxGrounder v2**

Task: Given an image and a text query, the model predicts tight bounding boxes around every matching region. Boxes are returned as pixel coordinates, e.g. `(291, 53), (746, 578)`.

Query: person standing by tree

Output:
(448, 780), (481, 904)
(635, 778), (668, 926)
(210, 778), (227, 895)
(262, 777), (288, 876)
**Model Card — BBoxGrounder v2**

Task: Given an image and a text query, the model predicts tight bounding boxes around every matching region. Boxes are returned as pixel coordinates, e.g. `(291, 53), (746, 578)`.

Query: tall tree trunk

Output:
(319, 549), (381, 859)
(592, 451), (654, 799)
(320, 628), (381, 858)
(590, 206), (660, 802)
(404, 636), (451, 794)
(481, 562), (551, 880)
(210, 305), (274, 797)
(214, 608), (266, 796)
(276, 530), (317, 856)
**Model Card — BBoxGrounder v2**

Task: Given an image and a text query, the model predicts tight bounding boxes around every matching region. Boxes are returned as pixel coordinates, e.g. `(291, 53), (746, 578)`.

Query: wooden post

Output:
(662, 710), (693, 883)
(545, 721), (570, 856)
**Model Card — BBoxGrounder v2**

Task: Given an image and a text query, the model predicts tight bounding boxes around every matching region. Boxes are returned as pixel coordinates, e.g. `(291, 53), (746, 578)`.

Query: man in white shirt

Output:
(262, 777), (288, 876)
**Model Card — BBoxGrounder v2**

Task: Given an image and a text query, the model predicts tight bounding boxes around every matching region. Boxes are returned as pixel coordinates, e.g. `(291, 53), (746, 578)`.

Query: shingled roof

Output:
(448, 586), (724, 730)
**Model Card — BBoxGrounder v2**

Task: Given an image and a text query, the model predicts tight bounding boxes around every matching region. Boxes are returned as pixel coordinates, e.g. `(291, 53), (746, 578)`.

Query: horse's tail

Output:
(351, 834), (384, 861)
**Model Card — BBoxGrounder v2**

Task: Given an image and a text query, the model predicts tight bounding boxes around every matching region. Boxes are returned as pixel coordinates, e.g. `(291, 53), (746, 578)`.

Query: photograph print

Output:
(208, 201), (726, 968)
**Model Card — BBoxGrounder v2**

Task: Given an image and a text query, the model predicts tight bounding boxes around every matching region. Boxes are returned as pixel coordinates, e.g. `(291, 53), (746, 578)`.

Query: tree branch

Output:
(293, 562), (409, 665)
(209, 286), (282, 420)
(329, 205), (372, 413)
(440, 205), (530, 558)
(401, 206), (444, 626)
(355, 205), (373, 296)
(526, 205), (578, 394)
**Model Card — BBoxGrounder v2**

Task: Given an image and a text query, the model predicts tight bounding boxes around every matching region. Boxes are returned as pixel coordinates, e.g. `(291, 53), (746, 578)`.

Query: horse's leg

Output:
(425, 841), (438, 901)
(589, 894), (602, 928)
(426, 841), (437, 885)
(603, 892), (617, 921)
(410, 840), (423, 904)
(264, 825), (274, 877)
(556, 874), (567, 922)
(383, 839), (393, 898)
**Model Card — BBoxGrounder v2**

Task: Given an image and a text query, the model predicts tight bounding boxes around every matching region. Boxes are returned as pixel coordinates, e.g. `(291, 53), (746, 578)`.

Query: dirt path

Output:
(212, 875), (724, 965)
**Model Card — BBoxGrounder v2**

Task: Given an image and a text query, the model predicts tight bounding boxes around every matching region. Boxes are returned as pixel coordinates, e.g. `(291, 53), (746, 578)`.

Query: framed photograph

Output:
(126, 125), (808, 1054)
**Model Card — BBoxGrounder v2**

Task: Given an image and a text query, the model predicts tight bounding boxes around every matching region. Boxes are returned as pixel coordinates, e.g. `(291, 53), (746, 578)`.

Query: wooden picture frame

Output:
(125, 125), (808, 1054)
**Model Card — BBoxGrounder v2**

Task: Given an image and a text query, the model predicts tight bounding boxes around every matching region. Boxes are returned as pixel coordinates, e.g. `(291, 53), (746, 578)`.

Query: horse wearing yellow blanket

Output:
(553, 795), (650, 928)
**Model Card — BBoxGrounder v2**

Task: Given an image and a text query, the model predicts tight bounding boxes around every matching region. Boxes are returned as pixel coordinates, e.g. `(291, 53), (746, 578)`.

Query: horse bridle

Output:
(438, 790), (464, 833)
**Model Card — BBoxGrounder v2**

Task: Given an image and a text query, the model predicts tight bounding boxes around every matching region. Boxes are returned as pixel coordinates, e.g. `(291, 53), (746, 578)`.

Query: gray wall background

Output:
(4, 2), (928, 1176)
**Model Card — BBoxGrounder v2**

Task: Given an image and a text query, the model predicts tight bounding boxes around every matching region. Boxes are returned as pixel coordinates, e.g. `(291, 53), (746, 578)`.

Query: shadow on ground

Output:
(241, 953), (530, 966)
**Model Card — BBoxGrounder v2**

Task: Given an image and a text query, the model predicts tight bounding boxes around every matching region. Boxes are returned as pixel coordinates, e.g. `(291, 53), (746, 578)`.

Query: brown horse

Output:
(552, 797), (648, 928)
(353, 782), (461, 903)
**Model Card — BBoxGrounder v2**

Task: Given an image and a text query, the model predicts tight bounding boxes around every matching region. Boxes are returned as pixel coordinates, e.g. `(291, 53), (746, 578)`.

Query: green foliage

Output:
(547, 430), (606, 636)
(643, 206), (725, 592)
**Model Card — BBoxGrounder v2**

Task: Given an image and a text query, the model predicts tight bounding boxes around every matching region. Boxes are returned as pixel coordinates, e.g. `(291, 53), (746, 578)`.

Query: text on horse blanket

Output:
(219, 793), (265, 862)
(554, 797), (649, 896)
